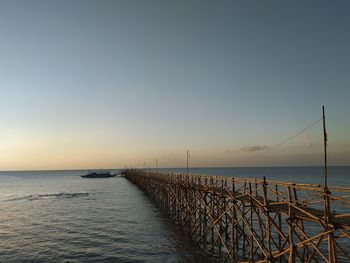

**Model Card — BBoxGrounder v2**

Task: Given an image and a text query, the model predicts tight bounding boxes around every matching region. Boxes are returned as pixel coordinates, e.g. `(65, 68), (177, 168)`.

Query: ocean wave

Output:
(7, 192), (91, 201)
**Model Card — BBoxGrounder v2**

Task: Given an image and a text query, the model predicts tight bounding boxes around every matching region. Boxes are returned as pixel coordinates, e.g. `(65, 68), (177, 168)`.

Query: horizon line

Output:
(1, 164), (349, 173)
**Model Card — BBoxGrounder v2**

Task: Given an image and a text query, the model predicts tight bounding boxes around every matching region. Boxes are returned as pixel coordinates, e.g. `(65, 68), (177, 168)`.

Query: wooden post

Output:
(249, 182), (254, 261)
(322, 106), (337, 263)
(263, 177), (272, 261)
(125, 168), (349, 262)
(276, 184), (282, 263)
(288, 187), (295, 263)
(322, 105), (328, 189)
(231, 178), (237, 260)
(186, 150), (189, 176)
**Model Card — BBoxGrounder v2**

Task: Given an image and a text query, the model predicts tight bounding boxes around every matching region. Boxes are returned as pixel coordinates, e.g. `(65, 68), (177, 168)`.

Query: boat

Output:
(81, 171), (117, 178)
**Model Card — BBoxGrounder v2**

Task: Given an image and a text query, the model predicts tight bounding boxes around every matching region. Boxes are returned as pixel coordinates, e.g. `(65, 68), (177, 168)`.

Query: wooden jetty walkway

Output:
(125, 169), (350, 262)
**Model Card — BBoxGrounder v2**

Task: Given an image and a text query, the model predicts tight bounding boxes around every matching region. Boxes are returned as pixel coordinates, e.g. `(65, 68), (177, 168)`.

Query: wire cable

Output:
(172, 117), (323, 169)
(231, 117), (322, 166)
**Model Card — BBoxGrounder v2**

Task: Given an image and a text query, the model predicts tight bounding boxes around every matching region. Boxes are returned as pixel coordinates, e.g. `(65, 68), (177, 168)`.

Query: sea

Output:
(0, 166), (349, 262)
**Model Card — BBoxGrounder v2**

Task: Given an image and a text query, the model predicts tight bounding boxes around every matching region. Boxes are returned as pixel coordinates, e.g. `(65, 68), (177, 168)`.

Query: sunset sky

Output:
(0, 0), (349, 170)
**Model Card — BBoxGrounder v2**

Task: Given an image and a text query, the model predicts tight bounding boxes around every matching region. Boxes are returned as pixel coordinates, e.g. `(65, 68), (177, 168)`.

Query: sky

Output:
(0, 0), (349, 170)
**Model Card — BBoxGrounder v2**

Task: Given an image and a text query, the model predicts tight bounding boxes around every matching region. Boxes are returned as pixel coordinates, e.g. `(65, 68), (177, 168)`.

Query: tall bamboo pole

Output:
(322, 106), (337, 262)
(124, 166), (349, 262)
(187, 150), (189, 176)
(323, 105), (328, 189)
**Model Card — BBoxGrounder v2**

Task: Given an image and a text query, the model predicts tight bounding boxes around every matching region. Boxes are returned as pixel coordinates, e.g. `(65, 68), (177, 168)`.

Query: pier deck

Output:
(125, 169), (350, 262)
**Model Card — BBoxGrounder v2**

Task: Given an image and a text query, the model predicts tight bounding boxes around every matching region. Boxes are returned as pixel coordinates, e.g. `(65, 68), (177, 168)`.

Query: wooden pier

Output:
(125, 169), (350, 262)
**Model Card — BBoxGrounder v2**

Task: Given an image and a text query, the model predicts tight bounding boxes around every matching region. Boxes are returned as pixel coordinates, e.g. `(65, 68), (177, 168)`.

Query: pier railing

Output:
(125, 169), (350, 262)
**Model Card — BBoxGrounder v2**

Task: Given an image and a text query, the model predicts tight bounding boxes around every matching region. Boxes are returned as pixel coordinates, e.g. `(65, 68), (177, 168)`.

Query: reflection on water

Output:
(0, 171), (214, 262)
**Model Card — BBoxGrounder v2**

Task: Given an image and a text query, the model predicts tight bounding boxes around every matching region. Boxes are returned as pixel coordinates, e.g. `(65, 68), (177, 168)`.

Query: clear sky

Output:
(0, 0), (349, 170)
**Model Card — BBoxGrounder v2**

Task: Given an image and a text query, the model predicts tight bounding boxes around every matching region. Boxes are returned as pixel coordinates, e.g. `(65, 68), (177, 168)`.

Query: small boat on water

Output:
(81, 171), (117, 178)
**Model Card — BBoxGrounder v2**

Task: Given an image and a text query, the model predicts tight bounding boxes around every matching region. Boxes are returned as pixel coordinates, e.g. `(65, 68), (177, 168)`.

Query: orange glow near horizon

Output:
(1, 132), (349, 171)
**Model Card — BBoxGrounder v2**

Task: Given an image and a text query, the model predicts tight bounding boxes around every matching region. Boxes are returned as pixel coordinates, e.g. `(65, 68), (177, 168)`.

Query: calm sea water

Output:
(0, 167), (349, 262)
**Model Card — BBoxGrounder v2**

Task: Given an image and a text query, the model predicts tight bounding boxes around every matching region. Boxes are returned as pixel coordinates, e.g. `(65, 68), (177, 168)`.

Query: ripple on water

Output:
(0, 173), (216, 262)
(7, 192), (92, 202)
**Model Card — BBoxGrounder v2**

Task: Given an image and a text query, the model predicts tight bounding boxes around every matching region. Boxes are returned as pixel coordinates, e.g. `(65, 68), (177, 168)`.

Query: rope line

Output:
(187, 117), (322, 167)
(232, 117), (323, 166)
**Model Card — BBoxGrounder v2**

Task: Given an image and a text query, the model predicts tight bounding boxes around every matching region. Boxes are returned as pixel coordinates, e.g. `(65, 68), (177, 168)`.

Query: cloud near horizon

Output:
(240, 145), (270, 152)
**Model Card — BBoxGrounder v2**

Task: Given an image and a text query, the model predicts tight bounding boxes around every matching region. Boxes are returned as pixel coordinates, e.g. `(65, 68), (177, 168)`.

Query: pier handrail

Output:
(129, 170), (350, 191)
(125, 169), (350, 262)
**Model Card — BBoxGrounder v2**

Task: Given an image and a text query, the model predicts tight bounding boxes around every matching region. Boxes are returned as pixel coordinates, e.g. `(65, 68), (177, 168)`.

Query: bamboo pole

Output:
(124, 169), (349, 262)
